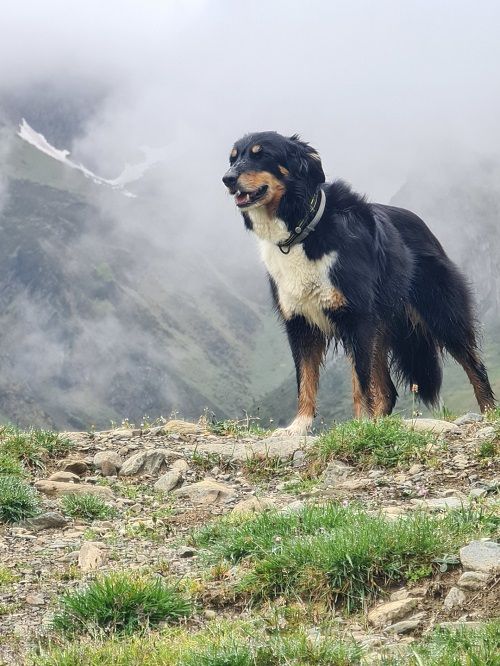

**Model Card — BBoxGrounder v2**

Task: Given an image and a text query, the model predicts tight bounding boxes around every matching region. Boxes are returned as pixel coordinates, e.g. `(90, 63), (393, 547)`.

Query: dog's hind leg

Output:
(370, 331), (398, 416)
(447, 342), (495, 413)
(275, 316), (327, 436)
(344, 318), (377, 417)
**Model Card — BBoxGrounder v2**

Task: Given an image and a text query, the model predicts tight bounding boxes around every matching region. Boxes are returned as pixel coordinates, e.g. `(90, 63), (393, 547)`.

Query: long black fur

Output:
(223, 131), (495, 415)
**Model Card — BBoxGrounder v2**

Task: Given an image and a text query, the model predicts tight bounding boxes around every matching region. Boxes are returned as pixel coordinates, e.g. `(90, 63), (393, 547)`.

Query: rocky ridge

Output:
(0, 415), (499, 663)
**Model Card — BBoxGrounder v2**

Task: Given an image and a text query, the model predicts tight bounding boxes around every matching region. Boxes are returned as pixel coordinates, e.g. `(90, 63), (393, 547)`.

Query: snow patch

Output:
(17, 119), (163, 197)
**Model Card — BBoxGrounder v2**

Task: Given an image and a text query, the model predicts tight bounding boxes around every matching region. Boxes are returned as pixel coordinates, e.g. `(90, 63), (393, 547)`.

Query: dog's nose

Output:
(222, 169), (238, 189)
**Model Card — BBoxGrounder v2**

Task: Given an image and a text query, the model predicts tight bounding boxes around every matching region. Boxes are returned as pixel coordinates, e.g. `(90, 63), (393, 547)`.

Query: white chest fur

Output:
(259, 240), (339, 335)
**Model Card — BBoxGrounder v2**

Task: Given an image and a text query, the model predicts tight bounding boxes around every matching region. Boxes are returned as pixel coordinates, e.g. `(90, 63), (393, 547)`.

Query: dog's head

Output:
(222, 132), (325, 217)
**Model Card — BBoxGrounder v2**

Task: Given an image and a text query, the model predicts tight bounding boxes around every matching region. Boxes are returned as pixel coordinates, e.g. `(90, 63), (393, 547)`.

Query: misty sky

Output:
(1, 0), (500, 203)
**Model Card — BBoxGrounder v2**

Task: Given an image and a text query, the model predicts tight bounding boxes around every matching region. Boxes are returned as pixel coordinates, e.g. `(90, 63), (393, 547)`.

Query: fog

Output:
(0, 0), (499, 426)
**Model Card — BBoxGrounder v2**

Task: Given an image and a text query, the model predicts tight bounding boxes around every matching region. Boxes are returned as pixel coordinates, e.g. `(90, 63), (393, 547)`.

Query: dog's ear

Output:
(287, 134), (325, 185)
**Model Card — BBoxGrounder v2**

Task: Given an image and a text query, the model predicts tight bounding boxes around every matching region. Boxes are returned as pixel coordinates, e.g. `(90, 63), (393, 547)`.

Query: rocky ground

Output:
(0, 415), (499, 664)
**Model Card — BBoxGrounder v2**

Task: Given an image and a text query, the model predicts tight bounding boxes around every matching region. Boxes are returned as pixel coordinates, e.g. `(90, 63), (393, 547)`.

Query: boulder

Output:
(34, 480), (114, 499)
(404, 418), (460, 435)
(173, 479), (234, 505)
(154, 470), (182, 493)
(120, 448), (180, 476)
(368, 598), (419, 628)
(93, 450), (123, 471)
(460, 540), (500, 573)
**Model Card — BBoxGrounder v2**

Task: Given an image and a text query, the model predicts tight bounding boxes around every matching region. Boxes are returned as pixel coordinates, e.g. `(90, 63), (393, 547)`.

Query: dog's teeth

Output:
(245, 193), (250, 202)
(236, 190), (241, 196)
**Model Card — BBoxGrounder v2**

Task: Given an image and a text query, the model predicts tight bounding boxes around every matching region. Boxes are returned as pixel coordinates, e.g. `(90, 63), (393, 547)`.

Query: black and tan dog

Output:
(223, 131), (495, 434)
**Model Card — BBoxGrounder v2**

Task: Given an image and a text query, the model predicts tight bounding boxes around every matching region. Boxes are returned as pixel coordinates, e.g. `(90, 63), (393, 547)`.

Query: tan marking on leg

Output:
(370, 331), (395, 416)
(297, 340), (326, 419)
(351, 366), (363, 419)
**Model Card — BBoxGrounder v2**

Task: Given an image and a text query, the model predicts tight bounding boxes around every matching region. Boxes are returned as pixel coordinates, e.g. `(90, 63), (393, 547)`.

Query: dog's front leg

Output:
(273, 316), (326, 436)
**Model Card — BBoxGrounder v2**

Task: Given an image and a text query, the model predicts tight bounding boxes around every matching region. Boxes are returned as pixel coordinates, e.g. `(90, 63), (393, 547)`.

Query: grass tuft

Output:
(314, 416), (436, 468)
(51, 572), (192, 636)
(61, 494), (118, 521)
(0, 424), (73, 470)
(0, 475), (40, 523)
(34, 624), (363, 665)
(193, 503), (498, 611)
(0, 452), (25, 476)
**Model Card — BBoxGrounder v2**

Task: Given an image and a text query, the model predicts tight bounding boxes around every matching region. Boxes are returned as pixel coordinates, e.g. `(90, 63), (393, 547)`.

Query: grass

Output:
(0, 424), (73, 470)
(0, 475), (40, 523)
(0, 452), (25, 476)
(313, 416), (436, 468)
(34, 623), (364, 665)
(51, 572), (192, 637)
(478, 438), (499, 459)
(207, 416), (271, 438)
(381, 619), (500, 665)
(0, 566), (17, 587)
(192, 503), (499, 611)
(61, 494), (118, 521)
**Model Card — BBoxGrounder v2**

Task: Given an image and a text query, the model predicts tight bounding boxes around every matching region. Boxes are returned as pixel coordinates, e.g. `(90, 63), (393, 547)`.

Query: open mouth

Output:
(235, 185), (268, 208)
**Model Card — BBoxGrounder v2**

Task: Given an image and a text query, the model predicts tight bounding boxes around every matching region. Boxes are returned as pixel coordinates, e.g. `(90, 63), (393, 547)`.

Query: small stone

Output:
(385, 617), (422, 634)
(22, 512), (68, 531)
(443, 586), (466, 610)
(454, 413), (483, 426)
(451, 453), (469, 469)
(173, 479), (234, 505)
(171, 458), (189, 473)
(177, 546), (197, 558)
(48, 471), (80, 483)
(457, 571), (490, 590)
(337, 478), (374, 491)
(281, 500), (306, 514)
(78, 542), (105, 571)
(165, 419), (202, 435)
(321, 461), (353, 487)
(100, 460), (118, 477)
(476, 426), (496, 439)
(408, 464), (423, 475)
(154, 470), (182, 493)
(404, 418), (460, 435)
(93, 450), (123, 471)
(204, 609), (217, 620)
(26, 593), (45, 606)
(390, 588), (409, 602)
(232, 496), (274, 514)
(292, 450), (306, 467)
(368, 598), (419, 628)
(470, 488), (487, 498)
(120, 448), (180, 476)
(460, 540), (500, 573)
(35, 480), (114, 499)
(411, 497), (464, 511)
(61, 460), (88, 476)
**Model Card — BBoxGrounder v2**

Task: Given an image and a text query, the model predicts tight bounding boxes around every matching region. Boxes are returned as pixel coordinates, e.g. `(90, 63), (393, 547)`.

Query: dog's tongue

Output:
(236, 192), (250, 206)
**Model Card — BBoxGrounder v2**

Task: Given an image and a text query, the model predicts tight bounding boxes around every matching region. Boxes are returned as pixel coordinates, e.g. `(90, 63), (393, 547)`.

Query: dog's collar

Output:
(277, 186), (327, 254)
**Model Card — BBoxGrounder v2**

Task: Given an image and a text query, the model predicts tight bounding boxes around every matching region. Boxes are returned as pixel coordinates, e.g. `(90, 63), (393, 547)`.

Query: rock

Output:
(109, 428), (140, 439)
(204, 609), (217, 620)
(368, 598), (419, 628)
(457, 571), (490, 590)
(26, 593), (45, 606)
(232, 496), (274, 514)
(476, 426), (496, 439)
(101, 460), (118, 477)
(22, 512), (68, 531)
(390, 588), (409, 602)
(385, 617), (423, 634)
(281, 500), (306, 514)
(451, 453), (469, 469)
(404, 418), (460, 435)
(119, 448), (180, 476)
(154, 470), (182, 493)
(336, 478), (374, 491)
(192, 435), (316, 462)
(165, 419), (202, 435)
(93, 450), (123, 471)
(459, 540), (500, 573)
(177, 546), (197, 558)
(78, 542), (106, 571)
(292, 450), (306, 467)
(173, 479), (234, 505)
(171, 458), (189, 473)
(454, 413), (483, 426)
(34, 480), (114, 499)
(411, 497), (464, 511)
(321, 461), (353, 487)
(60, 460), (88, 476)
(443, 586), (466, 610)
(48, 471), (81, 483)
(470, 488), (487, 498)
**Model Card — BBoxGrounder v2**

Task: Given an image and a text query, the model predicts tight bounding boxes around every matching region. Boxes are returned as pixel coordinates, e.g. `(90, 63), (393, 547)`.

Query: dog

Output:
(222, 131), (495, 434)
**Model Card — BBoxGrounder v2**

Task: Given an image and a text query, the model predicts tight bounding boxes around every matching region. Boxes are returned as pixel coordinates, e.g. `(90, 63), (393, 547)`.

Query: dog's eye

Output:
(251, 144), (262, 155)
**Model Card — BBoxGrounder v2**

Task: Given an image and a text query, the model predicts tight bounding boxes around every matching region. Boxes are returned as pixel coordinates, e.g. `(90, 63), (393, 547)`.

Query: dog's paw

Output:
(271, 416), (312, 437)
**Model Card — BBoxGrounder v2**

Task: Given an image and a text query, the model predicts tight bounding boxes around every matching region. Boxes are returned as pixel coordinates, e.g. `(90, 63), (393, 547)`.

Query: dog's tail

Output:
(389, 315), (442, 407)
